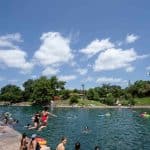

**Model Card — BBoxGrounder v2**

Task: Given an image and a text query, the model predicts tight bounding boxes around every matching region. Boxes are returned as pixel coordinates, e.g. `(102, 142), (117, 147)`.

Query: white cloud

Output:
(34, 32), (74, 66)
(96, 77), (127, 84)
(0, 49), (33, 72)
(76, 68), (88, 75)
(59, 75), (76, 81)
(0, 33), (22, 48)
(42, 67), (59, 76)
(126, 34), (139, 43)
(0, 33), (33, 73)
(80, 38), (114, 57)
(94, 48), (138, 72)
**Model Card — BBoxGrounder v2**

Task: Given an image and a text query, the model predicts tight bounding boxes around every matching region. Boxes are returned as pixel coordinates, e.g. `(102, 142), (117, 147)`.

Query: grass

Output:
(134, 97), (150, 105)
(55, 99), (105, 107)
(78, 99), (105, 106)
(55, 97), (150, 107)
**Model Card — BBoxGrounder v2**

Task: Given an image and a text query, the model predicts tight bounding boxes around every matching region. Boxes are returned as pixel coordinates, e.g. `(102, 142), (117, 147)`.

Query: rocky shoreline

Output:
(0, 124), (50, 150)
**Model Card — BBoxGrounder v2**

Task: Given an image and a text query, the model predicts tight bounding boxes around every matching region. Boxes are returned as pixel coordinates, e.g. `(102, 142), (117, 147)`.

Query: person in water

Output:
(82, 126), (91, 133)
(20, 133), (29, 150)
(28, 134), (41, 150)
(75, 141), (80, 150)
(95, 146), (101, 150)
(38, 107), (56, 131)
(56, 136), (67, 150)
(29, 112), (40, 130)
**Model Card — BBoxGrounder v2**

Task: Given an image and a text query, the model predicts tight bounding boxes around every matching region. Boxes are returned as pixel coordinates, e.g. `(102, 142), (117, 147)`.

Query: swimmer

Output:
(24, 123), (32, 129)
(82, 126), (91, 133)
(56, 136), (67, 150)
(28, 112), (40, 130)
(95, 146), (101, 150)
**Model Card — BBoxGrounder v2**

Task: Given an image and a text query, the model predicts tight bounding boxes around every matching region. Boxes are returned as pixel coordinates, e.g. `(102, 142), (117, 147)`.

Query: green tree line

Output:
(0, 76), (150, 106)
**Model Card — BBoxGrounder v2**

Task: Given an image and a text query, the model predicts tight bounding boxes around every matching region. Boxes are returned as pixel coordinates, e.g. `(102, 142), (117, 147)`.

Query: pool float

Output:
(36, 137), (47, 145)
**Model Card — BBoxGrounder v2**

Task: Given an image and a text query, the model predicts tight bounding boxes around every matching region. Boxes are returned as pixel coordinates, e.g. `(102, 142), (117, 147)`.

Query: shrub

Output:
(69, 95), (79, 104)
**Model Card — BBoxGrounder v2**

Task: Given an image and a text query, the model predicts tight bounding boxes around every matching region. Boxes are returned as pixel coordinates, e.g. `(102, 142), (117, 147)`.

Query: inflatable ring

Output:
(36, 137), (47, 145)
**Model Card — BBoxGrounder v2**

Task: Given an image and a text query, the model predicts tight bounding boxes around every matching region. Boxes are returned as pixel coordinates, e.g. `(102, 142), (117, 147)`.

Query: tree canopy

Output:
(0, 77), (150, 106)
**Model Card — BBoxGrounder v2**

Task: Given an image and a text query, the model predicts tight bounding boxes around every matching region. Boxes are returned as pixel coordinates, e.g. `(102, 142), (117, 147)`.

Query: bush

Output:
(69, 95), (79, 104)
(121, 98), (135, 106)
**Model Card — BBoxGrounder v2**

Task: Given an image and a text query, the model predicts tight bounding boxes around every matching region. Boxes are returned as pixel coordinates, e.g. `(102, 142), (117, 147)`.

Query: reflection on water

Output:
(0, 106), (150, 150)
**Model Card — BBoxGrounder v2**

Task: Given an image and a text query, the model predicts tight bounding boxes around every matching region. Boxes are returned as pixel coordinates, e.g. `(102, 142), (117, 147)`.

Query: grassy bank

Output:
(134, 97), (150, 105)
(1, 97), (150, 107)
(55, 99), (105, 107)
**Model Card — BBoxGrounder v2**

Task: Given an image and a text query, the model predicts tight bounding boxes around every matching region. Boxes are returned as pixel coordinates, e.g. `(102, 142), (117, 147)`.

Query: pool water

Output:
(0, 106), (150, 150)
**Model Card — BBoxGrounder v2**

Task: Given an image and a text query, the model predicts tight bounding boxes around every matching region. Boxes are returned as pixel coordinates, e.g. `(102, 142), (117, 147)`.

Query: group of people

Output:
(20, 133), (100, 150)
(22, 107), (100, 150)
(27, 107), (56, 131)
(0, 112), (19, 126)
(56, 136), (101, 150)
(20, 133), (47, 150)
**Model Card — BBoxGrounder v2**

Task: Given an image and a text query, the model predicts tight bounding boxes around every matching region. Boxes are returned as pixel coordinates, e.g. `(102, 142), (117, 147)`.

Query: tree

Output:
(0, 84), (22, 103)
(61, 89), (70, 100)
(22, 79), (35, 101)
(30, 76), (66, 104)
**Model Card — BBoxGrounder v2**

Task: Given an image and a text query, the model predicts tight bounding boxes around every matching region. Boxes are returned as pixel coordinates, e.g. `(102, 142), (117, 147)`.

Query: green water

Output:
(0, 106), (150, 150)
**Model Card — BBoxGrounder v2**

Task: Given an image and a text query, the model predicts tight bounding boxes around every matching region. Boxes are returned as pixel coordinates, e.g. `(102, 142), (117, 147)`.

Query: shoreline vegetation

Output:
(0, 99), (150, 108)
(0, 76), (150, 107)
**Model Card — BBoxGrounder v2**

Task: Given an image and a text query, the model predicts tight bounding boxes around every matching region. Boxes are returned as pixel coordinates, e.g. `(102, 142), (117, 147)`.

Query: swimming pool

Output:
(0, 106), (150, 150)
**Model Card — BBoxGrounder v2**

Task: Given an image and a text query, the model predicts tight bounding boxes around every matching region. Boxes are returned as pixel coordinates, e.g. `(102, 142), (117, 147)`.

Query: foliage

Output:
(134, 97), (150, 105)
(22, 79), (35, 101)
(0, 78), (150, 106)
(30, 76), (65, 105)
(0, 84), (22, 103)
(69, 94), (79, 104)
(61, 89), (70, 100)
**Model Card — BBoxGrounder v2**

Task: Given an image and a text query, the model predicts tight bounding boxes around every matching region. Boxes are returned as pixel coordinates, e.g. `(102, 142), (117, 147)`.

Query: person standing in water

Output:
(56, 137), (67, 150)
(20, 133), (28, 150)
(28, 112), (40, 130)
(75, 141), (80, 150)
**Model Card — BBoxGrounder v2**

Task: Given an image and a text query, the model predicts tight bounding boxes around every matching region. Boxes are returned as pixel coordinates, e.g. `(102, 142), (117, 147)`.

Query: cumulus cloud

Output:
(80, 38), (114, 57)
(59, 75), (76, 81)
(126, 34), (139, 43)
(94, 48), (138, 72)
(96, 77), (127, 84)
(0, 49), (33, 73)
(42, 67), (59, 76)
(0, 33), (33, 73)
(76, 68), (88, 75)
(0, 33), (22, 48)
(34, 32), (74, 66)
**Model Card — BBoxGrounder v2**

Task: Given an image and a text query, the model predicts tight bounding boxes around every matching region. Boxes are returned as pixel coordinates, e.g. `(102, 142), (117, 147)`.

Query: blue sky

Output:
(0, 0), (150, 89)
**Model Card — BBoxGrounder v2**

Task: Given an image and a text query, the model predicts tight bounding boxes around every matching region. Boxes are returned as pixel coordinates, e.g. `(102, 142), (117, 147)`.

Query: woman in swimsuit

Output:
(38, 107), (56, 131)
